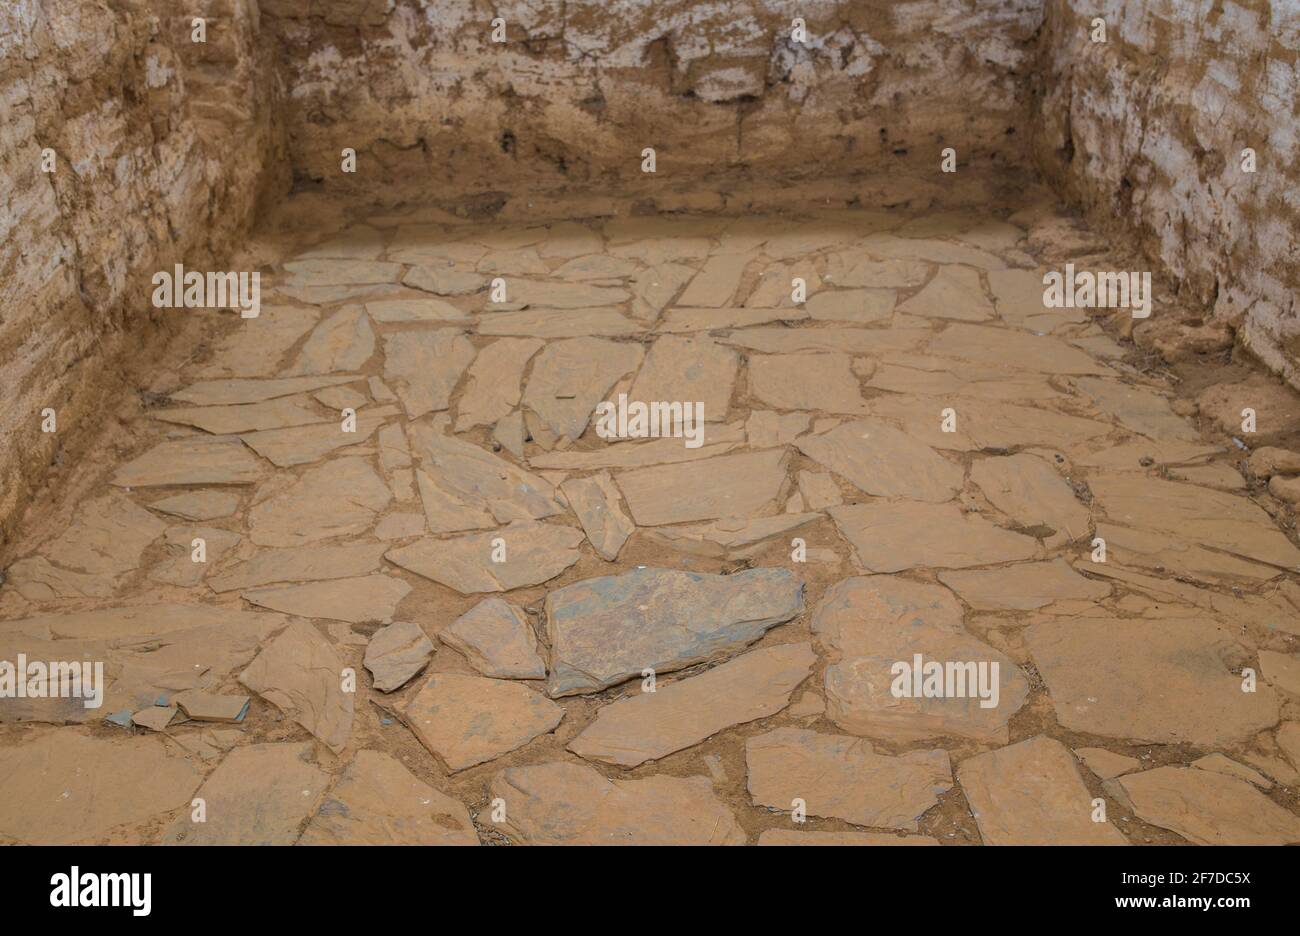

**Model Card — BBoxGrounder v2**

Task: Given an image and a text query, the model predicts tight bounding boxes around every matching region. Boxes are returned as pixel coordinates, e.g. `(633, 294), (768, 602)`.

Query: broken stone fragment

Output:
(242, 574), (412, 624)
(746, 727), (953, 831)
(173, 690), (250, 723)
(402, 673), (563, 771)
(545, 566), (804, 697)
(1074, 747), (1141, 781)
(298, 750), (478, 845)
(490, 762), (745, 845)
(240, 620), (354, 754)
(148, 490), (240, 521)
(363, 621), (435, 692)
(958, 736), (1128, 845)
(560, 472), (635, 561)
(568, 643), (816, 767)
(440, 598), (546, 679)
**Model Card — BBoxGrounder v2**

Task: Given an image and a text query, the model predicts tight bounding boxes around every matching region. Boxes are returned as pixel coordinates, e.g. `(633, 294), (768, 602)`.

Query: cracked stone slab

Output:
(804, 288), (895, 323)
(568, 642), (815, 767)
(454, 337), (543, 430)
(284, 305), (376, 375)
(209, 542), (388, 593)
(615, 448), (789, 526)
(627, 335), (738, 421)
(1074, 377), (1199, 442)
(238, 405), (397, 467)
(1026, 616), (1280, 745)
(383, 329), (477, 419)
(283, 259), (401, 286)
(248, 457), (391, 547)
(385, 521), (583, 594)
(560, 472), (634, 560)
(1106, 766), (1300, 845)
(490, 762), (745, 845)
(970, 453), (1091, 546)
(242, 574), (412, 624)
(0, 732), (201, 844)
(148, 490), (240, 521)
(958, 736), (1128, 845)
(748, 352), (870, 414)
(746, 726), (953, 831)
(154, 396), (325, 434)
(112, 438), (266, 488)
(167, 743), (329, 845)
(545, 566), (804, 697)
(522, 337), (644, 440)
(298, 750), (477, 845)
(647, 512), (820, 560)
(363, 621), (435, 691)
(938, 559), (1110, 610)
(169, 375), (360, 406)
(240, 621), (355, 754)
(829, 502), (1039, 572)
(477, 308), (642, 338)
(797, 418), (963, 502)
(927, 323), (1112, 375)
(895, 265), (992, 321)
(440, 598), (546, 679)
(402, 673), (563, 771)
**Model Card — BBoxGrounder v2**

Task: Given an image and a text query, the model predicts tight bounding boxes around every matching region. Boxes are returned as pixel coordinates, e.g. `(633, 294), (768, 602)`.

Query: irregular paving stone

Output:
(804, 288), (895, 323)
(383, 329), (477, 418)
(958, 736), (1128, 845)
(490, 762), (745, 845)
(0, 732), (201, 844)
(748, 352), (870, 414)
(647, 513), (820, 560)
(938, 559), (1110, 610)
(797, 419), (963, 502)
(829, 502), (1039, 572)
(560, 472), (634, 560)
(1259, 650), (1300, 696)
(615, 448), (788, 525)
(677, 253), (751, 306)
(630, 262), (696, 319)
(402, 673), (563, 771)
(508, 278), (629, 308)
(758, 829), (939, 845)
(1089, 475), (1300, 569)
(386, 521), (583, 594)
(440, 598), (546, 679)
(454, 337), (543, 430)
(723, 326), (931, 355)
(1075, 747), (1142, 781)
(522, 337), (644, 440)
(1026, 616), (1279, 745)
(197, 304), (321, 378)
(403, 264), (487, 295)
(238, 405), (396, 467)
(112, 438), (266, 487)
(895, 265), (992, 321)
(243, 574), (412, 624)
(970, 453), (1091, 545)
(928, 323), (1112, 375)
(169, 375), (359, 406)
(168, 743), (329, 845)
(860, 234), (1005, 270)
(149, 525), (241, 587)
(812, 576), (966, 656)
(283, 259), (401, 286)
(1107, 766), (1300, 845)
(1193, 753), (1273, 789)
(313, 385), (369, 411)
(173, 691), (250, 722)
(545, 566), (804, 697)
(148, 490), (240, 521)
(569, 643), (816, 767)
(660, 305), (808, 332)
(363, 621), (435, 691)
(155, 396), (325, 434)
(627, 335), (738, 420)
(298, 750), (478, 845)
(285, 305), (376, 375)
(209, 542), (388, 593)
(248, 457), (391, 547)
(1074, 377), (1199, 441)
(746, 726), (953, 831)
(746, 410), (811, 447)
(477, 308), (642, 338)
(240, 621), (355, 754)
(365, 297), (469, 322)
(797, 470), (842, 508)
(1092, 522), (1278, 585)
(1248, 446), (1300, 478)
(527, 424), (745, 470)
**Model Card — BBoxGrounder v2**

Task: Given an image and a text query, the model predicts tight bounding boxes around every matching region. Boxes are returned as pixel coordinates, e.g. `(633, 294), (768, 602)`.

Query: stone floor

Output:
(3, 199), (1300, 845)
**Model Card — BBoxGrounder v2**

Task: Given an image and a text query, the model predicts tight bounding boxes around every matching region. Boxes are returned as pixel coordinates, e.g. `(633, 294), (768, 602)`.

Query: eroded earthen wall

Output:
(1034, 0), (1300, 384)
(0, 0), (283, 544)
(263, 0), (1045, 200)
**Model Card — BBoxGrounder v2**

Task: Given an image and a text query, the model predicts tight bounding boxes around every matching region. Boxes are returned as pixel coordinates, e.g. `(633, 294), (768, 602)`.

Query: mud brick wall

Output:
(0, 0), (283, 544)
(1033, 0), (1300, 385)
(262, 0), (1046, 199)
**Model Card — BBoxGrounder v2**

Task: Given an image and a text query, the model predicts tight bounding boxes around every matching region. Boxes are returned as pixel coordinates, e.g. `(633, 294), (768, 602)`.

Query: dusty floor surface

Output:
(3, 191), (1300, 846)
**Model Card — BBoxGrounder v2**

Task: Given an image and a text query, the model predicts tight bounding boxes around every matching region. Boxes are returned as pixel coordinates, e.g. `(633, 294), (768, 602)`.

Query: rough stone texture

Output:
(1107, 766), (1300, 845)
(1034, 0), (1300, 387)
(0, 0), (282, 544)
(440, 598), (547, 680)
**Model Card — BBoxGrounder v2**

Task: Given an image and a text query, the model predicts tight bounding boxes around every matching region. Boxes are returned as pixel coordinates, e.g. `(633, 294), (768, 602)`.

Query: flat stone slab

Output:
(113, 438), (266, 487)
(746, 727), (952, 831)
(440, 598), (546, 679)
(545, 566), (805, 697)
(748, 352), (869, 414)
(454, 337), (543, 430)
(167, 743), (329, 845)
(1107, 766), (1300, 845)
(895, 265), (992, 321)
(957, 736), (1128, 845)
(155, 396), (325, 434)
(829, 502), (1039, 572)
(628, 335), (738, 420)
(1075, 747), (1142, 781)
(240, 620), (355, 754)
(971, 453), (1091, 546)
(239, 405), (397, 468)
(383, 329), (477, 418)
(284, 305), (376, 375)
(402, 673), (563, 771)
(476, 308), (642, 338)
(938, 559), (1110, 610)
(569, 643), (816, 766)
(299, 750), (478, 845)
(0, 732), (201, 844)
(560, 472), (634, 561)
(209, 542), (388, 593)
(248, 457), (391, 547)
(757, 829), (939, 846)
(1026, 617), (1280, 745)
(386, 521), (583, 594)
(243, 575), (411, 624)
(647, 512), (820, 560)
(928, 323), (1112, 375)
(364, 621), (436, 691)
(797, 419), (963, 502)
(148, 490), (241, 521)
(615, 449), (789, 526)
(490, 762), (745, 845)
(811, 576), (966, 657)
(522, 337), (644, 440)
(169, 375), (358, 406)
